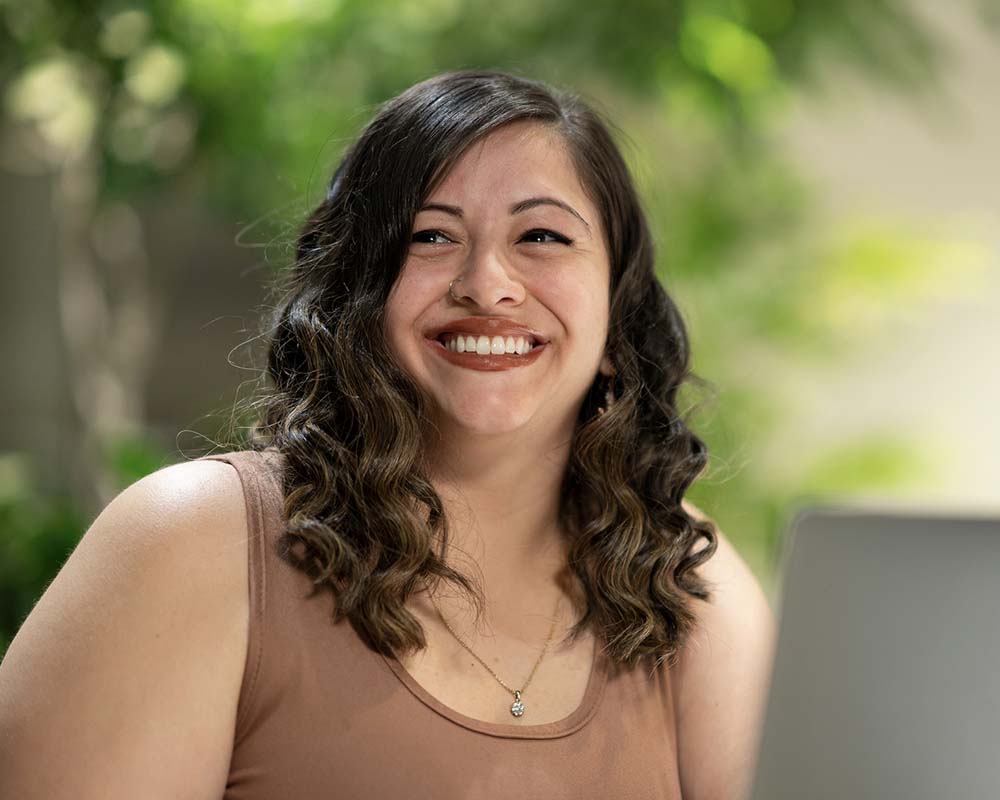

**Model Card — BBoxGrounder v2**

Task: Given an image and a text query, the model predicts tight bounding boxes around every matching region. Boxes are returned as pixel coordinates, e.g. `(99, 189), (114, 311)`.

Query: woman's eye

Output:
(411, 229), (453, 245)
(521, 229), (572, 245)
(410, 228), (572, 246)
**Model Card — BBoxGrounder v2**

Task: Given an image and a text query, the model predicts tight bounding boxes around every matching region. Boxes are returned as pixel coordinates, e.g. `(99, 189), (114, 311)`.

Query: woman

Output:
(0, 69), (776, 799)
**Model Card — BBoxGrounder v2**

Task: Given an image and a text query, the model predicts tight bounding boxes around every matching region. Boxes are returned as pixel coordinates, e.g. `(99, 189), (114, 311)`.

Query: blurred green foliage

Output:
(1, 0), (991, 657)
(0, 454), (87, 657)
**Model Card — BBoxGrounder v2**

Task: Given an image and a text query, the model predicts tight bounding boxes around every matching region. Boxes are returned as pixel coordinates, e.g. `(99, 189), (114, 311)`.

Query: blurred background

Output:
(1, 0), (997, 657)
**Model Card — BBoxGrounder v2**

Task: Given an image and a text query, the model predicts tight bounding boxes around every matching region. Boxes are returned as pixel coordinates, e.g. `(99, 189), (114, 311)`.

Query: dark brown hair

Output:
(227, 68), (718, 672)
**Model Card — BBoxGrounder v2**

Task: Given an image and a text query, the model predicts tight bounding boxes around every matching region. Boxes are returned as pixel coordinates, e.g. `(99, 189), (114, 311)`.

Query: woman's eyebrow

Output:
(419, 196), (591, 233)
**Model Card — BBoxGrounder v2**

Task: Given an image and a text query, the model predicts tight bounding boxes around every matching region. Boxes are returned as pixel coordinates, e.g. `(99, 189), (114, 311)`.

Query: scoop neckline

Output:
(379, 633), (609, 739)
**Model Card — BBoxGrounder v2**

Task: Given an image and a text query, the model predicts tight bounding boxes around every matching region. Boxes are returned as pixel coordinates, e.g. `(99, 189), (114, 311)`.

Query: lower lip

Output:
(424, 337), (548, 371)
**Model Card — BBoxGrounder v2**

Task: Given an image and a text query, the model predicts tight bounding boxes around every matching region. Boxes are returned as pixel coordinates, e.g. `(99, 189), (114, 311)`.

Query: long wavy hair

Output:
(227, 68), (718, 672)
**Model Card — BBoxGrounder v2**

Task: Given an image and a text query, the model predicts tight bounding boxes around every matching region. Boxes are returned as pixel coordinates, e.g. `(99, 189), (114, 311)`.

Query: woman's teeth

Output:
(441, 334), (535, 355)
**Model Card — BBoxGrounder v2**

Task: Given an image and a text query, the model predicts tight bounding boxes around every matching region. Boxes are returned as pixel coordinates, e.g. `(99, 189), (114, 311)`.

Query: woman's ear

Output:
(598, 351), (615, 378)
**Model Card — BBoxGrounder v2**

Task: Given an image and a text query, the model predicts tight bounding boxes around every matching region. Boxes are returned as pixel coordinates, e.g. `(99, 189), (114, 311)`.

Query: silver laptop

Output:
(749, 505), (1000, 800)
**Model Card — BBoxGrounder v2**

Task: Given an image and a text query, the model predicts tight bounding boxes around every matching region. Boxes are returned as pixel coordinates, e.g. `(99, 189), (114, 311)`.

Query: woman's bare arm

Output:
(0, 459), (249, 800)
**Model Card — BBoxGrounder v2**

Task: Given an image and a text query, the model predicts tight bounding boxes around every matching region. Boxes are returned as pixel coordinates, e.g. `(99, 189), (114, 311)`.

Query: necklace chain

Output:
(427, 589), (562, 717)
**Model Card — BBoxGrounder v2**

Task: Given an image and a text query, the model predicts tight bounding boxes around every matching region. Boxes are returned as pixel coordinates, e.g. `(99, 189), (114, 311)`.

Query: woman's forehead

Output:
(425, 127), (593, 217)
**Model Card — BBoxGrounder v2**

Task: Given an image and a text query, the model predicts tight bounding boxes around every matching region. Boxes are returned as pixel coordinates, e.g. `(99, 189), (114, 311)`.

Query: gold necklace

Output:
(427, 590), (562, 718)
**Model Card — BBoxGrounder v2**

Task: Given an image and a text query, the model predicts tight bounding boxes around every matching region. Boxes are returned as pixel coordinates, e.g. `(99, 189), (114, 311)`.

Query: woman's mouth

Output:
(424, 334), (548, 371)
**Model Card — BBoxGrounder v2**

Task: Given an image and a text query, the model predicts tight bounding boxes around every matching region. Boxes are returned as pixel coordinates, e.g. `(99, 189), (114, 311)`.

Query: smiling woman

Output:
(388, 121), (612, 405)
(0, 68), (775, 800)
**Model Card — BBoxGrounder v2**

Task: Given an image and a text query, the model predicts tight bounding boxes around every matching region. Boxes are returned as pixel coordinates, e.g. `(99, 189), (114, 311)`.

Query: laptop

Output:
(748, 504), (1000, 800)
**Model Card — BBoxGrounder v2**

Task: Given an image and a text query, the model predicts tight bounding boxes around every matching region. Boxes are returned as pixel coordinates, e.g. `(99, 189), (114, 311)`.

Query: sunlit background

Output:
(1, 0), (997, 656)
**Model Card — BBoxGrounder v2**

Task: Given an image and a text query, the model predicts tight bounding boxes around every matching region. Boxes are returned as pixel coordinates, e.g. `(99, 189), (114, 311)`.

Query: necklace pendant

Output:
(511, 689), (525, 717)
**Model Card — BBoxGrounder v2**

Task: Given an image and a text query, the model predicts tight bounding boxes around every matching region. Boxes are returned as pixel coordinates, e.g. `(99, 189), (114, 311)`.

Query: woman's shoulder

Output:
(188, 447), (287, 496)
(0, 455), (251, 797)
(163, 452), (259, 515)
(679, 501), (772, 608)
(671, 502), (778, 799)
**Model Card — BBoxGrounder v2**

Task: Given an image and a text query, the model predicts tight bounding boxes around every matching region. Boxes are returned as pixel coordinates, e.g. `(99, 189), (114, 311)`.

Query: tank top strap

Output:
(195, 447), (284, 745)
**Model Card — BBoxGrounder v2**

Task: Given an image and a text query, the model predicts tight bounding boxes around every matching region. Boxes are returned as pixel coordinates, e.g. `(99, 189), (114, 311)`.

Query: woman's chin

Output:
(428, 403), (536, 436)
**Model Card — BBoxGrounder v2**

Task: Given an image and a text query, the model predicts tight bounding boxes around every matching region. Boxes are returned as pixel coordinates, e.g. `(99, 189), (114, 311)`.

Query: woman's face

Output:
(385, 120), (612, 439)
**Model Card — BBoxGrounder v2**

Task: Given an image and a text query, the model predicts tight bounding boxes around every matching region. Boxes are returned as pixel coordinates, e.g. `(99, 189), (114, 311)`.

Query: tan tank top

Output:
(201, 448), (682, 799)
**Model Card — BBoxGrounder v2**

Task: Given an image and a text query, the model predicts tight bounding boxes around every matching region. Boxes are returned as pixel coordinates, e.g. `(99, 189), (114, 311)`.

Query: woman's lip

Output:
(423, 336), (547, 371)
